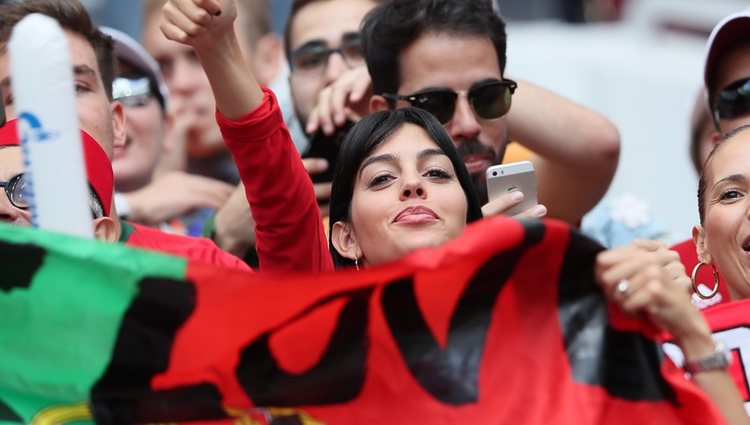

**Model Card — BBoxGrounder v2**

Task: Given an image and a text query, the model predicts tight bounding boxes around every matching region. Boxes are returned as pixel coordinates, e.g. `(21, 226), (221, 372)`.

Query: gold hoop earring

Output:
(355, 258), (360, 271)
(691, 261), (720, 300)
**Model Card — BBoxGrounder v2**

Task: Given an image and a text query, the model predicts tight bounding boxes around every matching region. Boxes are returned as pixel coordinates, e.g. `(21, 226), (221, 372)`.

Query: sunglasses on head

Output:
(1, 172), (104, 219)
(290, 33), (364, 74)
(382, 79), (517, 125)
(714, 77), (750, 125)
(113, 76), (154, 108)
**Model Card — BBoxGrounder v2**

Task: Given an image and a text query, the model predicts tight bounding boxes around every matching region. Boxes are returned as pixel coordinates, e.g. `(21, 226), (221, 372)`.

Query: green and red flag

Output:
(0, 217), (726, 424)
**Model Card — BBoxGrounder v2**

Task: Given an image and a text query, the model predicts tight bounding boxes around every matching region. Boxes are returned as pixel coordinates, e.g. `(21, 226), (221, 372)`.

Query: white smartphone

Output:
(485, 160), (538, 216)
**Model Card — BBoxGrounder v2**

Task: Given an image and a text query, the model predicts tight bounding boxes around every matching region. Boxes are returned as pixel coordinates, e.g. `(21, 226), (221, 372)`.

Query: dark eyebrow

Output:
(1, 66), (95, 89)
(294, 31), (361, 53)
(73, 65), (97, 78)
(293, 39), (328, 53)
(712, 174), (746, 190)
(358, 148), (448, 178)
(358, 153), (397, 178)
(418, 148), (448, 161)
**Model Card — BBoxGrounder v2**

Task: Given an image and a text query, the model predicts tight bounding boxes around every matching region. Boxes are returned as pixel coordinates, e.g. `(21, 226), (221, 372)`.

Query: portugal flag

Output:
(0, 217), (725, 424)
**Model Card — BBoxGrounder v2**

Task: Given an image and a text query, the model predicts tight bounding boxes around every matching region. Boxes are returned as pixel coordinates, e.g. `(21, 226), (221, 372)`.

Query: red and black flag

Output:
(0, 216), (724, 424)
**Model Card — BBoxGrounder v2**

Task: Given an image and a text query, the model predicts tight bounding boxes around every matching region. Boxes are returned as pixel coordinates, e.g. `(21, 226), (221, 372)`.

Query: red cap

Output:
(0, 119), (114, 216)
(704, 9), (750, 103)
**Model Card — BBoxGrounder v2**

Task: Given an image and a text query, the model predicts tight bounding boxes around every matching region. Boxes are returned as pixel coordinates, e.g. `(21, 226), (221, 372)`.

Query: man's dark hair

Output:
(328, 106), (483, 268)
(0, 0), (115, 100)
(283, 0), (314, 63)
(361, 0), (507, 95)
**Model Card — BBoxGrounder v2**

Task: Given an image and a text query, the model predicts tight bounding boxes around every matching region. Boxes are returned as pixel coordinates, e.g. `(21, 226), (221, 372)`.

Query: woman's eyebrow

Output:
(359, 153), (397, 178)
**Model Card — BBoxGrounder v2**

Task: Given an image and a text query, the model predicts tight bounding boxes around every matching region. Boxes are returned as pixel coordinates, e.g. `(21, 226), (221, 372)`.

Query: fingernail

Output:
(533, 205), (547, 217)
(510, 191), (524, 202)
(317, 159), (329, 170)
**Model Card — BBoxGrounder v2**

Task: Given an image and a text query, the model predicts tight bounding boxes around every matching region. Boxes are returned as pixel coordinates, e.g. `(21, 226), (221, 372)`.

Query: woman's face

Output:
(695, 133), (750, 299)
(333, 123), (468, 266)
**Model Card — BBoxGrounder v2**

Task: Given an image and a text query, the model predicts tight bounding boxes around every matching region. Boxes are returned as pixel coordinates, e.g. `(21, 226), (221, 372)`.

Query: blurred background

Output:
(76, 0), (750, 242)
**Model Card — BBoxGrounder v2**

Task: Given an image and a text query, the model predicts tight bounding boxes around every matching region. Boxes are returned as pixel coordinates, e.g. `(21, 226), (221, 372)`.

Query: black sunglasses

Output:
(714, 77), (750, 126)
(0, 172), (104, 219)
(0, 172), (29, 210)
(290, 33), (364, 74)
(382, 79), (517, 125)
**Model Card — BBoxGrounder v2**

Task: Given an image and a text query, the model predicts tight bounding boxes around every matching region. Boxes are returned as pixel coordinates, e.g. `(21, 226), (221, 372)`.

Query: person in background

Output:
(141, 0), (285, 184)
(307, 0), (621, 224)
(0, 118), (248, 270)
(142, 0), (329, 264)
(102, 27), (235, 236)
(673, 9), (750, 309)
(161, 4), (749, 420)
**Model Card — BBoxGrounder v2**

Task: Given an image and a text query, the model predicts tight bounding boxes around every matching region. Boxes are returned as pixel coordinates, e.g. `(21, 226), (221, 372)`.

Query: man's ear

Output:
(252, 33), (284, 86)
(370, 94), (389, 113)
(94, 216), (119, 243)
(692, 224), (712, 264)
(111, 101), (127, 154)
(330, 220), (362, 262)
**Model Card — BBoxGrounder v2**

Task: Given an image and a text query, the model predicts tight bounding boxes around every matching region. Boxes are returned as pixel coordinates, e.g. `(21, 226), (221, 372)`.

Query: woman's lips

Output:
(394, 205), (439, 224)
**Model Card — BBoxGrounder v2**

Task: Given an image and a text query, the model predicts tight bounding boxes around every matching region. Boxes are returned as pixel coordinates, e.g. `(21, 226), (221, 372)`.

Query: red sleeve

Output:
(216, 88), (333, 272)
(125, 222), (252, 272)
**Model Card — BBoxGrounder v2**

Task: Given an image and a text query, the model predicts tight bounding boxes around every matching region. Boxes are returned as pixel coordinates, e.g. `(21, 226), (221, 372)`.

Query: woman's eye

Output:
(719, 189), (743, 201)
(425, 168), (451, 179)
(75, 84), (90, 93)
(368, 173), (393, 187)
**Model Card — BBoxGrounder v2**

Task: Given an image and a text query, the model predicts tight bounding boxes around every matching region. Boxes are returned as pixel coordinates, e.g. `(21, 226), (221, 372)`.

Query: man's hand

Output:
(306, 66), (372, 136)
(126, 171), (233, 225)
(213, 182), (255, 258)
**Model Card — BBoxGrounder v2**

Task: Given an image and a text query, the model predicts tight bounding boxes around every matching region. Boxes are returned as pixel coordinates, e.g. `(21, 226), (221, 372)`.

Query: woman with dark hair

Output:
(163, 3), (748, 421)
(328, 107), (483, 268)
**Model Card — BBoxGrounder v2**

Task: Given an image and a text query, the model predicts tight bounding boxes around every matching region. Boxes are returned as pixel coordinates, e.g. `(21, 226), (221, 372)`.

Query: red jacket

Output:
(217, 88), (333, 272)
(121, 220), (250, 271)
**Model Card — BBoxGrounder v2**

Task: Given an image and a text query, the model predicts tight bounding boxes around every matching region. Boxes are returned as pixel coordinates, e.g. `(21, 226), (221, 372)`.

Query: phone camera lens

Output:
(492, 171), (497, 176)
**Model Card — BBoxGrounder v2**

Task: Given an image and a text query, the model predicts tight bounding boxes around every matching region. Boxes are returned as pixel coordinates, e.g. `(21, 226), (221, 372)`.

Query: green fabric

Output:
(0, 223), (186, 424)
(117, 219), (135, 243)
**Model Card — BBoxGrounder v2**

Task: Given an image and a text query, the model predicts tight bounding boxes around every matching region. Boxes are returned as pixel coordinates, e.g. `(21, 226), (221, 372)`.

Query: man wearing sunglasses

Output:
(102, 27), (235, 238)
(311, 0), (620, 227)
(704, 9), (750, 139)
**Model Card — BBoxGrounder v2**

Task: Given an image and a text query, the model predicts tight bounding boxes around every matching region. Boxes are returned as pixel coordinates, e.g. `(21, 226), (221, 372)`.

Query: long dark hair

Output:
(328, 107), (483, 267)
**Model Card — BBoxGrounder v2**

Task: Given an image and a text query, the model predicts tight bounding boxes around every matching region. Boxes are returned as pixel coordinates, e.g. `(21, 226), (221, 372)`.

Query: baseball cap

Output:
(0, 119), (114, 216)
(704, 9), (750, 102)
(100, 26), (169, 111)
